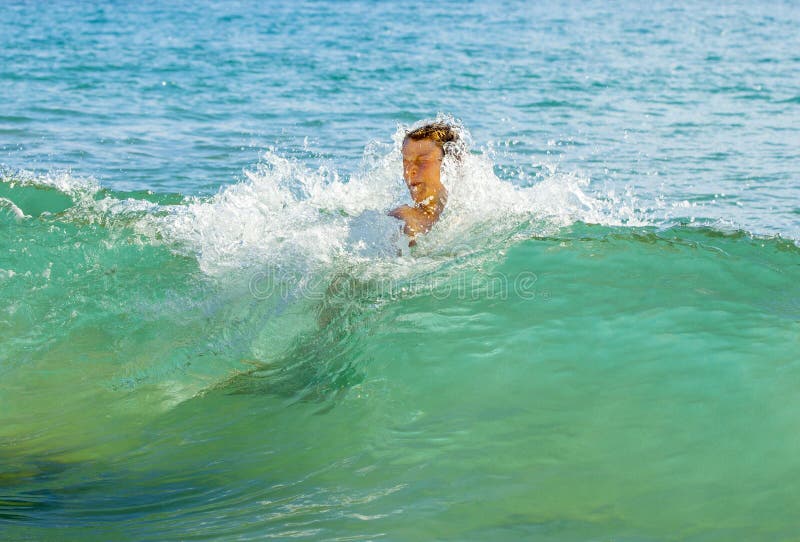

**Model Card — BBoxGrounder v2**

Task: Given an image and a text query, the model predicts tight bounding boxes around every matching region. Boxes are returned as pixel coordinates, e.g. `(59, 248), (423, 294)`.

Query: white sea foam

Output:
(1, 168), (99, 196)
(1, 122), (650, 278)
(145, 119), (648, 277)
(0, 197), (28, 220)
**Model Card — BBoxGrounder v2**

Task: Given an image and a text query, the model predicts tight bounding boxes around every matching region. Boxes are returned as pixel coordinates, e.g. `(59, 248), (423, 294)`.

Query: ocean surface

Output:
(2, 1), (799, 540)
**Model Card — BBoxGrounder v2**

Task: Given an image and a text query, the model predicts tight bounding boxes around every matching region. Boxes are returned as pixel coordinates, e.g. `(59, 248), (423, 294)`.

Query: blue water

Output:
(2, 1), (800, 540)
(4, 1), (799, 237)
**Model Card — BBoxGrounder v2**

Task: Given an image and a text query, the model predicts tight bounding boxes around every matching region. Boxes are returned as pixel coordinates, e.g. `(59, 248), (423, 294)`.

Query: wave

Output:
(2, 123), (796, 457)
(2, 121), (652, 309)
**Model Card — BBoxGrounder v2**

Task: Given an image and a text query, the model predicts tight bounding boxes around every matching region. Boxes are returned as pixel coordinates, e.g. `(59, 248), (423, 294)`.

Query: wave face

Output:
(0, 123), (643, 411)
(3, 129), (800, 539)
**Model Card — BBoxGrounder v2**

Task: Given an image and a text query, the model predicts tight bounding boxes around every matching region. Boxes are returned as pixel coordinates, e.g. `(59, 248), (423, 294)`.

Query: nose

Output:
(404, 162), (418, 182)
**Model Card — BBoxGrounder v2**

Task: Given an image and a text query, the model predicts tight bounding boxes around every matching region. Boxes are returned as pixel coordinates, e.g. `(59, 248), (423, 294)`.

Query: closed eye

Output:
(404, 157), (441, 167)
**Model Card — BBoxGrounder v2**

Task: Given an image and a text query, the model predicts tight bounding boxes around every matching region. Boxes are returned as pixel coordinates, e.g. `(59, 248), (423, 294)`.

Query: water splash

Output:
(0, 125), (651, 412)
(137, 120), (650, 279)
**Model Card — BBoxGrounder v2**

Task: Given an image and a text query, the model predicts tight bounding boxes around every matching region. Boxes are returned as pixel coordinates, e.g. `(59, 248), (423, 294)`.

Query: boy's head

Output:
(404, 122), (459, 157)
(401, 122), (458, 206)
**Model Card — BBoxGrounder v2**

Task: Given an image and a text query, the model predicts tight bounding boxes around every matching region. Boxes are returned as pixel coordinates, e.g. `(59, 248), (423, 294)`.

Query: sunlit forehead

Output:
(402, 138), (444, 162)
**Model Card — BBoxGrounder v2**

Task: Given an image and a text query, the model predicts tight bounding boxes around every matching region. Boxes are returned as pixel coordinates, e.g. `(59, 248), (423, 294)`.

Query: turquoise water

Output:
(2, 1), (800, 540)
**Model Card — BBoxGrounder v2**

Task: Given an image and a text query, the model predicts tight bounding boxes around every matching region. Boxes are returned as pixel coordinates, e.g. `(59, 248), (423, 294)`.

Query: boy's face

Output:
(402, 137), (445, 205)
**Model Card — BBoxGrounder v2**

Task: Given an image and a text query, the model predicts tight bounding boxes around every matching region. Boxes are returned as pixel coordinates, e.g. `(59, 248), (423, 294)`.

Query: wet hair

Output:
(405, 122), (459, 157)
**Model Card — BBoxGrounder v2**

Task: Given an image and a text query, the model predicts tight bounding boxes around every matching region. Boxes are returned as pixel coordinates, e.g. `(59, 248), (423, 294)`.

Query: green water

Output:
(4, 0), (800, 537)
(2, 175), (799, 539)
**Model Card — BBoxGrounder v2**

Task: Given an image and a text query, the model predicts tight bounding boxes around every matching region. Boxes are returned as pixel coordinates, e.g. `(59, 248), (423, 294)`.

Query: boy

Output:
(389, 122), (458, 245)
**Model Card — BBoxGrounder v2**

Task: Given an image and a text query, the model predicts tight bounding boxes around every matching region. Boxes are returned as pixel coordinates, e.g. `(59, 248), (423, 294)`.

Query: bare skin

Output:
(389, 137), (448, 245)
